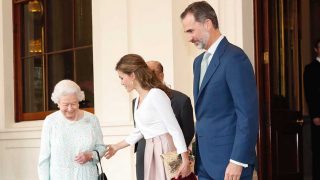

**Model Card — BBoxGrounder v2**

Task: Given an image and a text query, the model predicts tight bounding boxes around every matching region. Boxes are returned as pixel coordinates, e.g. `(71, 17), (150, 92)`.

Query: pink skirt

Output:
(144, 133), (176, 180)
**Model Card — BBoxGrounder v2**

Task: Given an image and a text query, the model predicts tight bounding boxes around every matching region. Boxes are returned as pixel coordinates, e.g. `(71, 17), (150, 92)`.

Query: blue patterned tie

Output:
(199, 52), (211, 89)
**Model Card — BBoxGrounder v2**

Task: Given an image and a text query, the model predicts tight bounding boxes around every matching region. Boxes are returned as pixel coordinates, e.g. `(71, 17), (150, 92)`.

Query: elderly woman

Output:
(38, 80), (106, 180)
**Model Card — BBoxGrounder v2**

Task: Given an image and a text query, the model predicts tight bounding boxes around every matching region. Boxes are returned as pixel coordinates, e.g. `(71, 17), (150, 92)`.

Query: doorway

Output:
(253, 0), (317, 179)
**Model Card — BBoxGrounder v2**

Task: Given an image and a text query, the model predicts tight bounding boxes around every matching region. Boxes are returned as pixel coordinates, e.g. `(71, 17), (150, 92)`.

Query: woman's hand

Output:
(104, 144), (118, 159)
(74, 151), (93, 164)
(175, 152), (191, 179)
(104, 140), (130, 159)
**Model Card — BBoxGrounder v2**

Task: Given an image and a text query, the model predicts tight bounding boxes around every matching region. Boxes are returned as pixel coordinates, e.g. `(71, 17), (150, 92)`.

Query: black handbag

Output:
(94, 150), (108, 180)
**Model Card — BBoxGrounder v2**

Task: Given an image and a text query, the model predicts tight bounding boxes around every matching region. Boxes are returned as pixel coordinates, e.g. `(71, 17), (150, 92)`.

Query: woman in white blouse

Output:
(104, 54), (191, 179)
(38, 80), (106, 180)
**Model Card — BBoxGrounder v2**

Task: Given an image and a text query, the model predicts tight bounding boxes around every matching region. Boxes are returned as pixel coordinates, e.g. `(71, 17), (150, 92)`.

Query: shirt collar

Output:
(205, 35), (224, 64)
(316, 57), (320, 63)
(207, 35), (224, 55)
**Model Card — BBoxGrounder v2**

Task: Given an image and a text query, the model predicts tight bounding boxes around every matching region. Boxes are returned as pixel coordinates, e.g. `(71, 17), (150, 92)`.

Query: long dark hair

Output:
(115, 54), (171, 97)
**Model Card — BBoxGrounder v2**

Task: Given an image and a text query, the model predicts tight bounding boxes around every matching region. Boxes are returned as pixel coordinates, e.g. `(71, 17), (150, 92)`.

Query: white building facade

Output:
(0, 0), (254, 179)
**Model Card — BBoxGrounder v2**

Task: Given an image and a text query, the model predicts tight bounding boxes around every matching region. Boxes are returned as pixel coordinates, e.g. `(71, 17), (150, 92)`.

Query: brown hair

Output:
(115, 54), (171, 97)
(180, 1), (219, 29)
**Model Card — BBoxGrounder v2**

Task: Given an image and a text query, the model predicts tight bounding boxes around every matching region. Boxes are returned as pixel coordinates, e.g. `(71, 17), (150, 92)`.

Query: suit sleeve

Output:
(131, 98), (139, 153)
(179, 97), (195, 147)
(225, 52), (259, 164)
(304, 66), (320, 118)
(132, 98), (136, 125)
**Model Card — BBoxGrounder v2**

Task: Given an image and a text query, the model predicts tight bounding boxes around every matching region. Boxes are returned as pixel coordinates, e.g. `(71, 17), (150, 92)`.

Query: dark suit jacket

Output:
(170, 89), (195, 146)
(304, 59), (320, 180)
(133, 89), (195, 180)
(193, 37), (258, 179)
(304, 60), (320, 119)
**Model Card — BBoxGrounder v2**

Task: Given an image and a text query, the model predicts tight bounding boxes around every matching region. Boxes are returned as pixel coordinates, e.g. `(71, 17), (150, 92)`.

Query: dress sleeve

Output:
(125, 127), (143, 145)
(150, 89), (187, 154)
(91, 115), (107, 163)
(38, 117), (52, 180)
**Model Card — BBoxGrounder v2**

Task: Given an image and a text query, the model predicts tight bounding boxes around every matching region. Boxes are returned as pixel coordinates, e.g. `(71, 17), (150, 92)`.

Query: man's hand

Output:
(313, 117), (320, 126)
(224, 162), (243, 180)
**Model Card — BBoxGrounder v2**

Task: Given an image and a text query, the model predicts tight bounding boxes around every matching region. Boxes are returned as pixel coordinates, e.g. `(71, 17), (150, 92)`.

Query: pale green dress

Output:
(38, 111), (106, 180)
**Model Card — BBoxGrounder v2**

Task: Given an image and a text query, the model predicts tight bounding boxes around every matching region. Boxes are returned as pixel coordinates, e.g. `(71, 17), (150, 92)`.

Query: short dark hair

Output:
(314, 39), (320, 49)
(148, 60), (163, 73)
(180, 1), (219, 29)
(156, 62), (164, 73)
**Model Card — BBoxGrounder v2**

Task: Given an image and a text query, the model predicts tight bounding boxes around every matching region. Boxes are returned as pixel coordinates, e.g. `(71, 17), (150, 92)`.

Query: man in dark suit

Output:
(133, 60), (195, 180)
(180, 1), (258, 180)
(304, 39), (320, 180)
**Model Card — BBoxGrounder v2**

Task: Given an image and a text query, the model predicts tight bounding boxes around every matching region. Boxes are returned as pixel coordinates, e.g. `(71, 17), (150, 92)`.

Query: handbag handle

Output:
(93, 150), (105, 174)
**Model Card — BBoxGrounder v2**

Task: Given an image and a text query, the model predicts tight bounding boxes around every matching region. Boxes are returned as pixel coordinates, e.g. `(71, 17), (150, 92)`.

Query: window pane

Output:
(47, 51), (74, 110)
(75, 0), (92, 46)
(14, 0), (95, 121)
(21, 1), (44, 57)
(75, 48), (94, 108)
(22, 56), (44, 113)
(46, 0), (73, 52)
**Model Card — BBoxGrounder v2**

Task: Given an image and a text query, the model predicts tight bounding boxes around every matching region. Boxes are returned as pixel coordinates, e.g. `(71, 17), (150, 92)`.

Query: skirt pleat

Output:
(144, 133), (176, 180)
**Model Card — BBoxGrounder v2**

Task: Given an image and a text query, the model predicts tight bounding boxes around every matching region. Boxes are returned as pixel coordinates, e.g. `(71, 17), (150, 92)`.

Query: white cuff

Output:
(230, 159), (248, 168)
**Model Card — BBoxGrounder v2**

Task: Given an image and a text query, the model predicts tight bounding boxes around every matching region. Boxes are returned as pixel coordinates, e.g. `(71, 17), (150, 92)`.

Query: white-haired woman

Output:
(38, 79), (106, 180)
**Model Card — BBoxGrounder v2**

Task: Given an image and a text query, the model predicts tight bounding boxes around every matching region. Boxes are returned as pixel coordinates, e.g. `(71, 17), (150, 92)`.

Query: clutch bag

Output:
(160, 151), (195, 180)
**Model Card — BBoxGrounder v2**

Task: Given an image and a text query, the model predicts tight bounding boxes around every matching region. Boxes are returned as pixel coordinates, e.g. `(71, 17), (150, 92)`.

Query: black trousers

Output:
(135, 138), (146, 180)
(311, 124), (320, 180)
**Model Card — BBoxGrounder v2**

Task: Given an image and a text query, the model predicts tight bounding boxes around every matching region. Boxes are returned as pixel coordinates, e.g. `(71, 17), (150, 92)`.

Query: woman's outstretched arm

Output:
(104, 140), (129, 159)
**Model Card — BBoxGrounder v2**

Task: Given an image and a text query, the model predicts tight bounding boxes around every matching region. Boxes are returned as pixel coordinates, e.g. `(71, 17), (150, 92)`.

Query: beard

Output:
(196, 42), (206, 49)
(195, 31), (210, 50)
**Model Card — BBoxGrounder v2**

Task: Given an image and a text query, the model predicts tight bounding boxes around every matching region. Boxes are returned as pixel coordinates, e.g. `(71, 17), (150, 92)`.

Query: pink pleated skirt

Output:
(144, 133), (176, 180)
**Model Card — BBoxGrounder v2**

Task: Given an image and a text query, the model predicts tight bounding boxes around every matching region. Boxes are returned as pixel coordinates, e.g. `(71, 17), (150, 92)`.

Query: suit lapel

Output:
(193, 53), (204, 99)
(195, 38), (229, 105)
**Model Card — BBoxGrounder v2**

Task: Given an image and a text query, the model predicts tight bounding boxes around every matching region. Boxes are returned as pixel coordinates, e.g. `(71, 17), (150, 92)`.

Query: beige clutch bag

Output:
(160, 151), (195, 179)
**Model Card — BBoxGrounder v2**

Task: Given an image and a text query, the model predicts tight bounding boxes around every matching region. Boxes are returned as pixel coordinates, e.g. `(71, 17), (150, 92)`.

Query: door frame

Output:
(253, 0), (273, 179)
(254, 0), (304, 180)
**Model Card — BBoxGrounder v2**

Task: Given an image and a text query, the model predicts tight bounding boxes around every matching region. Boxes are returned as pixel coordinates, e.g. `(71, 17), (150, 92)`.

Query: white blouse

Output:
(125, 88), (187, 154)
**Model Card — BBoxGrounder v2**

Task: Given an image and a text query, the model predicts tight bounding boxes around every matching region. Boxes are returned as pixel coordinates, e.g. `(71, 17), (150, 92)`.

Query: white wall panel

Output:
(1, 140), (40, 180)
(92, 0), (132, 127)
(127, 0), (174, 87)
(0, 0), (4, 130)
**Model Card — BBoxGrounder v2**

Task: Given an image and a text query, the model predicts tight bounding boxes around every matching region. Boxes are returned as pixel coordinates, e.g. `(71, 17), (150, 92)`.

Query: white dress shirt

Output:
(205, 35), (225, 65)
(125, 88), (187, 154)
(316, 57), (320, 63)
